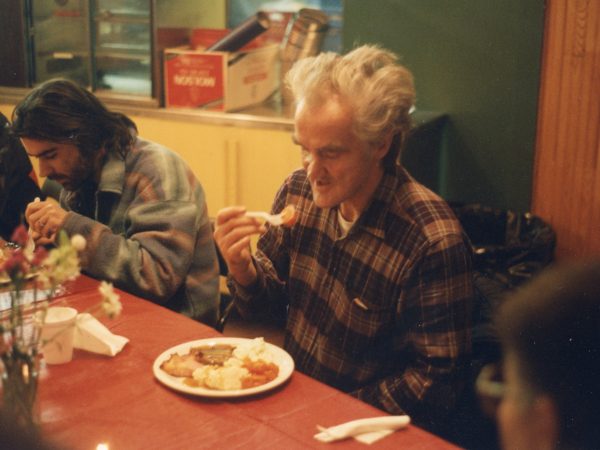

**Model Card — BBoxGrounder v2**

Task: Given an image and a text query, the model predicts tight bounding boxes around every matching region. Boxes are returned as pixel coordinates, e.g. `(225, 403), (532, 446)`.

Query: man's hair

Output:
(0, 112), (10, 149)
(496, 260), (600, 449)
(285, 44), (415, 167)
(11, 78), (137, 159)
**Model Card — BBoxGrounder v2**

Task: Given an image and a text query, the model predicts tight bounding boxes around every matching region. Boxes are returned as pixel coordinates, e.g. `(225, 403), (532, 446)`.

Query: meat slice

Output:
(193, 344), (234, 365)
(160, 344), (235, 378)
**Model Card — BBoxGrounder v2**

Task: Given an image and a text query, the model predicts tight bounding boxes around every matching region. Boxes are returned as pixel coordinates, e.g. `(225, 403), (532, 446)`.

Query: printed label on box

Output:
(164, 52), (226, 108)
(164, 43), (279, 111)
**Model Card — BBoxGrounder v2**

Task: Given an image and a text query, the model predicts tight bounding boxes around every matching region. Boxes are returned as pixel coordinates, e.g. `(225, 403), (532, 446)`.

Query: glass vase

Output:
(1, 348), (40, 429)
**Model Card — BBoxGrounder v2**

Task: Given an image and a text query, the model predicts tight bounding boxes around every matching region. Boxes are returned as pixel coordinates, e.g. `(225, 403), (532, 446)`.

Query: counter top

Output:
(0, 87), (295, 131)
(1, 86), (444, 132)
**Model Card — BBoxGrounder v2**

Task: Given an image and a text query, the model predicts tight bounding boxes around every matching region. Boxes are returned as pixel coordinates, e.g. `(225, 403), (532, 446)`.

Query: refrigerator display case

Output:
(92, 0), (152, 96)
(29, 0), (153, 98)
(30, 0), (92, 88)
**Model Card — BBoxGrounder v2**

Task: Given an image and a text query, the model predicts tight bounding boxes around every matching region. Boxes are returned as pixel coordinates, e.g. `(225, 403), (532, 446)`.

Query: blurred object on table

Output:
(0, 408), (62, 450)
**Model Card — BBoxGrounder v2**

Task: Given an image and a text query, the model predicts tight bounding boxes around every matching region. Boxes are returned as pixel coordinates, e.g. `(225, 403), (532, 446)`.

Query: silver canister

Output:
(280, 8), (329, 103)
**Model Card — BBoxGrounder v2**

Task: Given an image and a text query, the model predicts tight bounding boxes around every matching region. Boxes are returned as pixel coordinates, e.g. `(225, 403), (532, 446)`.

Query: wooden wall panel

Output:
(532, 0), (600, 260)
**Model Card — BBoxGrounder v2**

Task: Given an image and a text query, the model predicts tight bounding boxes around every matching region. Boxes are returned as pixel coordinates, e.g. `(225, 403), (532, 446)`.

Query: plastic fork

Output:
(245, 205), (297, 227)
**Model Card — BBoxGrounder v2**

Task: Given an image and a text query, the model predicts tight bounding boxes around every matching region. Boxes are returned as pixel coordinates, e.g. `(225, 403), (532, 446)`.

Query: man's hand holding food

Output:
(25, 198), (68, 245)
(213, 206), (266, 288)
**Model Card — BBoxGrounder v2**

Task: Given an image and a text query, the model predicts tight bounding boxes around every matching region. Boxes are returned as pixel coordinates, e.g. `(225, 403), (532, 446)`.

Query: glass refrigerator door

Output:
(30, 0), (91, 87)
(92, 0), (152, 96)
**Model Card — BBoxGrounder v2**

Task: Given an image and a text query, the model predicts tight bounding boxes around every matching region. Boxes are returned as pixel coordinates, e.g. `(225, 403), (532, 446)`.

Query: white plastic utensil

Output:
(24, 231), (35, 257)
(245, 211), (284, 225)
(245, 205), (297, 227)
(24, 197), (40, 256)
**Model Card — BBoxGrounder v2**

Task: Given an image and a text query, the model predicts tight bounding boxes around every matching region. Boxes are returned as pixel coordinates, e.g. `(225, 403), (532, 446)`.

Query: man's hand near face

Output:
(25, 198), (68, 245)
(213, 206), (265, 288)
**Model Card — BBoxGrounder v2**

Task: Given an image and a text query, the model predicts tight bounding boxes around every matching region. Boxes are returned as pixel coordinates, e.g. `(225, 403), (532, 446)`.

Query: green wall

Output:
(343, 0), (545, 211)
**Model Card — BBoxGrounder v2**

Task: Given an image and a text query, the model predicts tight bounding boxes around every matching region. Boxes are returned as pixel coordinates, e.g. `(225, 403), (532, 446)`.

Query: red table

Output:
(39, 276), (461, 449)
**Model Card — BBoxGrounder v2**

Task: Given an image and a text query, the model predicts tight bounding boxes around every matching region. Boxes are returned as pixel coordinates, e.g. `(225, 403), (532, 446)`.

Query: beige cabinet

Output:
(228, 126), (301, 212)
(130, 113), (300, 217)
(1, 101), (300, 217)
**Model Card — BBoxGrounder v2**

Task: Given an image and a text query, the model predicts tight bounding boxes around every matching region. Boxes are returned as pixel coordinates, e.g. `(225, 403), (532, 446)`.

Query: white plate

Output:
(153, 337), (294, 398)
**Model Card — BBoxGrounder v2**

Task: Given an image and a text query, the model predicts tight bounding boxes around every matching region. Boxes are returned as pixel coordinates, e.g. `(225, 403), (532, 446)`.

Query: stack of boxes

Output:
(164, 27), (280, 111)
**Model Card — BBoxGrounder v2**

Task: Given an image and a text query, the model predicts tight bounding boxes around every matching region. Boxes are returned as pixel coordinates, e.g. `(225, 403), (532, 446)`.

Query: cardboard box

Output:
(164, 43), (279, 111)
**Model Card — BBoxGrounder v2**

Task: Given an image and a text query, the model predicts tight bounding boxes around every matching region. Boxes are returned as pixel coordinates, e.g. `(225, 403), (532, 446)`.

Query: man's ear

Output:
(374, 131), (394, 161)
(531, 394), (560, 450)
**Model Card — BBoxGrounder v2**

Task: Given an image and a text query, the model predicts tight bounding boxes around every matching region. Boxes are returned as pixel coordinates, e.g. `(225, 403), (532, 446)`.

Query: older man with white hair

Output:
(215, 45), (473, 430)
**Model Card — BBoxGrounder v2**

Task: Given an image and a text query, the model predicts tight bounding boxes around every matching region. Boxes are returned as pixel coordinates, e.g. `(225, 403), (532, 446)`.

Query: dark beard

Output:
(51, 149), (98, 192)
(66, 154), (97, 191)
(72, 179), (98, 218)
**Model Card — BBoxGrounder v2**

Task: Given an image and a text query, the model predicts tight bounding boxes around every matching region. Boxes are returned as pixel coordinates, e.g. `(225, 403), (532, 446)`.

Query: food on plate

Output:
(195, 343), (235, 365)
(160, 338), (279, 390)
(160, 344), (234, 377)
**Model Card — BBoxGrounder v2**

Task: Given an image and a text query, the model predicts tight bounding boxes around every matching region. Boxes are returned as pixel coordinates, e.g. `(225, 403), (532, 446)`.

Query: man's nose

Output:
(303, 153), (320, 176)
(37, 159), (51, 178)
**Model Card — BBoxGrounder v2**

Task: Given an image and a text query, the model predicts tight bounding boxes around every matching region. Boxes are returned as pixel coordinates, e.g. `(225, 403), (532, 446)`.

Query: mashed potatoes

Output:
(193, 359), (249, 390)
(232, 337), (274, 363)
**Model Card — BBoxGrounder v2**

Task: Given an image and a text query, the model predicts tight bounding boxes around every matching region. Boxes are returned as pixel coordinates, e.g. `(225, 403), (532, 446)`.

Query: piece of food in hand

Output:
(245, 205), (297, 227)
(279, 205), (297, 227)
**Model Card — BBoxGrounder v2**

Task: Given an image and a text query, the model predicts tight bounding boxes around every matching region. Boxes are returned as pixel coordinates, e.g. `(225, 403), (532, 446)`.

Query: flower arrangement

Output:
(0, 224), (122, 428)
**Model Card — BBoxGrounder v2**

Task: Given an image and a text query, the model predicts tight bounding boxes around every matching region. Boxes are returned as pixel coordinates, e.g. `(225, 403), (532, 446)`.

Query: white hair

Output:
(285, 45), (415, 165)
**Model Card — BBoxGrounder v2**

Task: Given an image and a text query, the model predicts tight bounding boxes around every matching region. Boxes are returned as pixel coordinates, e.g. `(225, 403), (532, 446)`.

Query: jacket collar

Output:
(97, 149), (126, 195)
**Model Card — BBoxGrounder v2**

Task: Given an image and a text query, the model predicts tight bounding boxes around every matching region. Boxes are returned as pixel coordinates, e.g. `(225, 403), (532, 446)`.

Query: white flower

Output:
(98, 281), (122, 318)
(37, 232), (81, 289)
(1, 227), (122, 385)
(70, 234), (87, 252)
(40, 247), (80, 286)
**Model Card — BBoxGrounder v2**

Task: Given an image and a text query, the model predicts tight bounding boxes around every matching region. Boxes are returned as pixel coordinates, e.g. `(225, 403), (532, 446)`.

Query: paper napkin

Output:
(74, 313), (129, 356)
(314, 415), (411, 444)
